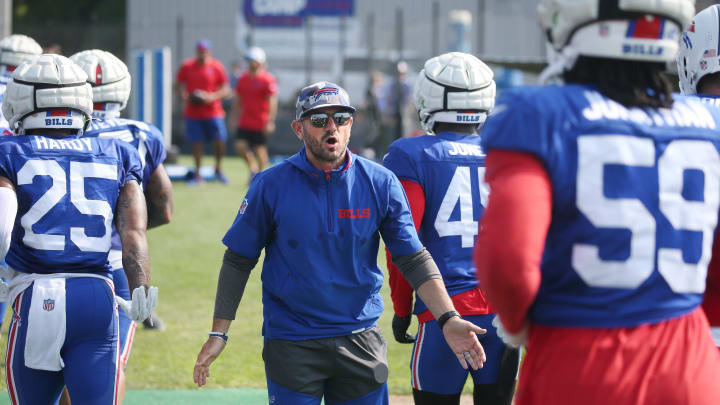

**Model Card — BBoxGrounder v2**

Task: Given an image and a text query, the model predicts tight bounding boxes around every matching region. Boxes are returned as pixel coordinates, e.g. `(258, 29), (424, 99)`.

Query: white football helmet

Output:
(2, 54), (92, 134)
(538, 0), (694, 63)
(677, 5), (720, 94)
(0, 34), (42, 69)
(70, 49), (131, 118)
(414, 52), (495, 134)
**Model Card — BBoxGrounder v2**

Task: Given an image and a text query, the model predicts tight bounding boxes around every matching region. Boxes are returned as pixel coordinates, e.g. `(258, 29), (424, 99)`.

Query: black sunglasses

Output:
(306, 112), (353, 128)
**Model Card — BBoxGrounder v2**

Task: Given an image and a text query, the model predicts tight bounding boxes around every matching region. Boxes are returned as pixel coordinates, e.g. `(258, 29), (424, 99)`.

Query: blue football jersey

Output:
(384, 132), (486, 314)
(84, 118), (166, 189)
(0, 135), (142, 275)
(85, 117), (167, 251)
(482, 84), (720, 328)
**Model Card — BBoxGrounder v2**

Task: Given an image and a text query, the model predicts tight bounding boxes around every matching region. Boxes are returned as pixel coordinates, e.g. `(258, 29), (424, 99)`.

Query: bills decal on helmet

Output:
(626, 16), (665, 39)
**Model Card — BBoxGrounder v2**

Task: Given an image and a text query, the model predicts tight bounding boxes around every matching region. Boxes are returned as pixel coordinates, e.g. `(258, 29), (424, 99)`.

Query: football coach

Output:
(193, 81), (486, 404)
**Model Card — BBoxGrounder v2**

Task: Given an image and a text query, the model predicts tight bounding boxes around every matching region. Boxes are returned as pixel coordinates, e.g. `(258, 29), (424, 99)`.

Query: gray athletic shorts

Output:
(263, 326), (389, 402)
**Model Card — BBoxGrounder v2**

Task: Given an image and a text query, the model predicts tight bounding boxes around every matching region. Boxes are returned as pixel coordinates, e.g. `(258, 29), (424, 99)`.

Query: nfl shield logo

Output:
(239, 198), (249, 215)
(43, 299), (55, 311)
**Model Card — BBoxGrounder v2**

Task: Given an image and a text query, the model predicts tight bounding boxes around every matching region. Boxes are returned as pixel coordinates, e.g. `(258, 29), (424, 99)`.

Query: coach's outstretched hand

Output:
(442, 317), (487, 371)
(194, 337), (227, 387)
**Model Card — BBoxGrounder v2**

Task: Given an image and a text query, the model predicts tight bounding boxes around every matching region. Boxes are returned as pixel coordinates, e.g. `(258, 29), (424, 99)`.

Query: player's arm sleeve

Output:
(385, 179), (425, 317)
(475, 150), (552, 334)
(703, 227), (720, 335)
(222, 176), (272, 259)
(0, 178), (17, 260)
(118, 144), (143, 187)
(213, 248), (259, 320)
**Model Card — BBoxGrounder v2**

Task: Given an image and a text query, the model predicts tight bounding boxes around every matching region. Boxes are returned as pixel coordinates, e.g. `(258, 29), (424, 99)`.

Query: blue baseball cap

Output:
(295, 81), (356, 120)
(196, 39), (212, 50)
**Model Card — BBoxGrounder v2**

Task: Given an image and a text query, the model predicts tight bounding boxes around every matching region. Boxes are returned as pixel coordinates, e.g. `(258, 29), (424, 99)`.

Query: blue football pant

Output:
(112, 267), (136, 368)
(267, 379), (389, 405)
(5, 278), (120, 405)
(410, 314), (506, 395)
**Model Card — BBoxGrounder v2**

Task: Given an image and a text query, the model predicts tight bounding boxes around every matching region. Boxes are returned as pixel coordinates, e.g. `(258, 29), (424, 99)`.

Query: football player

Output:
(0, 34), (42, 135)
(475, 0), (720, 403)
(384, 52), (517, 405)
(0, 35), (42, 339)
(0, 54), (157, 405)
(67, 49), (173, 405)
(677, 4), (720, 350)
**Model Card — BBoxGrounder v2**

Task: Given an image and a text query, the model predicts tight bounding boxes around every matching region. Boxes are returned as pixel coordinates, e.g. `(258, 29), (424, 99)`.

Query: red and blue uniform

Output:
(84, 117), (167, 366)
(0, 134), (142, 405)
(383, 133), (502, 394)
(475, 85), (720, 404)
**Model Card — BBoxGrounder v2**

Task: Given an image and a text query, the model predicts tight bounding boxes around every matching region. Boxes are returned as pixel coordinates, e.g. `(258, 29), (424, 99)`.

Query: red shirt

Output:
(176, 57), (228, 119)
(235, 70), (277, 131)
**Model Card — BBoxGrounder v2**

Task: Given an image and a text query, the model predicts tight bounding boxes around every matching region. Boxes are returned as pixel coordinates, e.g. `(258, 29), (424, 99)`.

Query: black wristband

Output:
(437, 310), (461, 331)
(209, 331), (229, 342)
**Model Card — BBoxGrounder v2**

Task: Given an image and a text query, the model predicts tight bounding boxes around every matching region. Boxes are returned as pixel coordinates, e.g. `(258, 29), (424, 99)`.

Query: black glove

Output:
(392, 314), (415, 344)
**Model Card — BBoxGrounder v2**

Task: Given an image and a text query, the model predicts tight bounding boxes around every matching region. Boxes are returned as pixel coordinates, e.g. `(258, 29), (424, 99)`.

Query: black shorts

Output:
(236, 128), (267, 147)
(263, 326), (388, 402)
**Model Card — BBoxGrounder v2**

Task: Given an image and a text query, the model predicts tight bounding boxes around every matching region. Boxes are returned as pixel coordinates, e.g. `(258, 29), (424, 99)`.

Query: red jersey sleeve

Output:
(386, 179), (425, 317)
(475, 150), (551, 333)
(703, 228), (720, 327)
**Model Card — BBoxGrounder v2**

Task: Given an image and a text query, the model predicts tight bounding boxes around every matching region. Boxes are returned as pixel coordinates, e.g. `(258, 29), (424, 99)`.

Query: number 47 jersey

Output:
(481, 84), (720, 328)
(0, 134), (142, 276)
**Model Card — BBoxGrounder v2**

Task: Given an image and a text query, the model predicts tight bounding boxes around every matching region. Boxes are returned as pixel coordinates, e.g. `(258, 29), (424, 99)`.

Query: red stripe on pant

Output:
(6, 292), (24, 405)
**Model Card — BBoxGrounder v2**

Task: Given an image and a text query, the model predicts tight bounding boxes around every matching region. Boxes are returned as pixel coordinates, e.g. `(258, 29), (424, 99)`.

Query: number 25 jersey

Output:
(0, 134), (142, 276)
(481, 84), (720, 328)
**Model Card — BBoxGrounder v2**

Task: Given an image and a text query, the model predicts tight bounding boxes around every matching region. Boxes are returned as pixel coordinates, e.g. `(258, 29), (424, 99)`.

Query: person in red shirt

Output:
(229, 47), (278, 180)
(176, 39), (231, 184)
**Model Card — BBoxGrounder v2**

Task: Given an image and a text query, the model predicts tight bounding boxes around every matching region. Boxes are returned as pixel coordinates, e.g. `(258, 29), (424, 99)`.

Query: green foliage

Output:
(11, 0), (126, 60)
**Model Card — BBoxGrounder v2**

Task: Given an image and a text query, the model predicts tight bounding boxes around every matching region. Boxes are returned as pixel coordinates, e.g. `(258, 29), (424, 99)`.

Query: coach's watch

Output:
(437, 310), (461, 331)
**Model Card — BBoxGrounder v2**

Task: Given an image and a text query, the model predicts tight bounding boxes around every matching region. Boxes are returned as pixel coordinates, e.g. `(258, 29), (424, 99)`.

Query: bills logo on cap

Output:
(312, 88), (339, 103)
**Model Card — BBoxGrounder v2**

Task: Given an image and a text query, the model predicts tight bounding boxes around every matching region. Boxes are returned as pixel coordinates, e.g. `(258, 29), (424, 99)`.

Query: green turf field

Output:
(0, 155), (473, 401)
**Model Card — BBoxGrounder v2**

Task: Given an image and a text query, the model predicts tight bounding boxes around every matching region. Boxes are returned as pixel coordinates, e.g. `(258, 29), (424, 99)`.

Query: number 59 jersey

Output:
(481, 84), (720, 328)
(384, 132), (486, 313)
(0, 135), (142, 276)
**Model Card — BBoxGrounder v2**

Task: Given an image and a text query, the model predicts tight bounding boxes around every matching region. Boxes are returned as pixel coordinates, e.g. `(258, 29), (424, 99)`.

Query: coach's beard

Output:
(305, 129), (349, 166)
